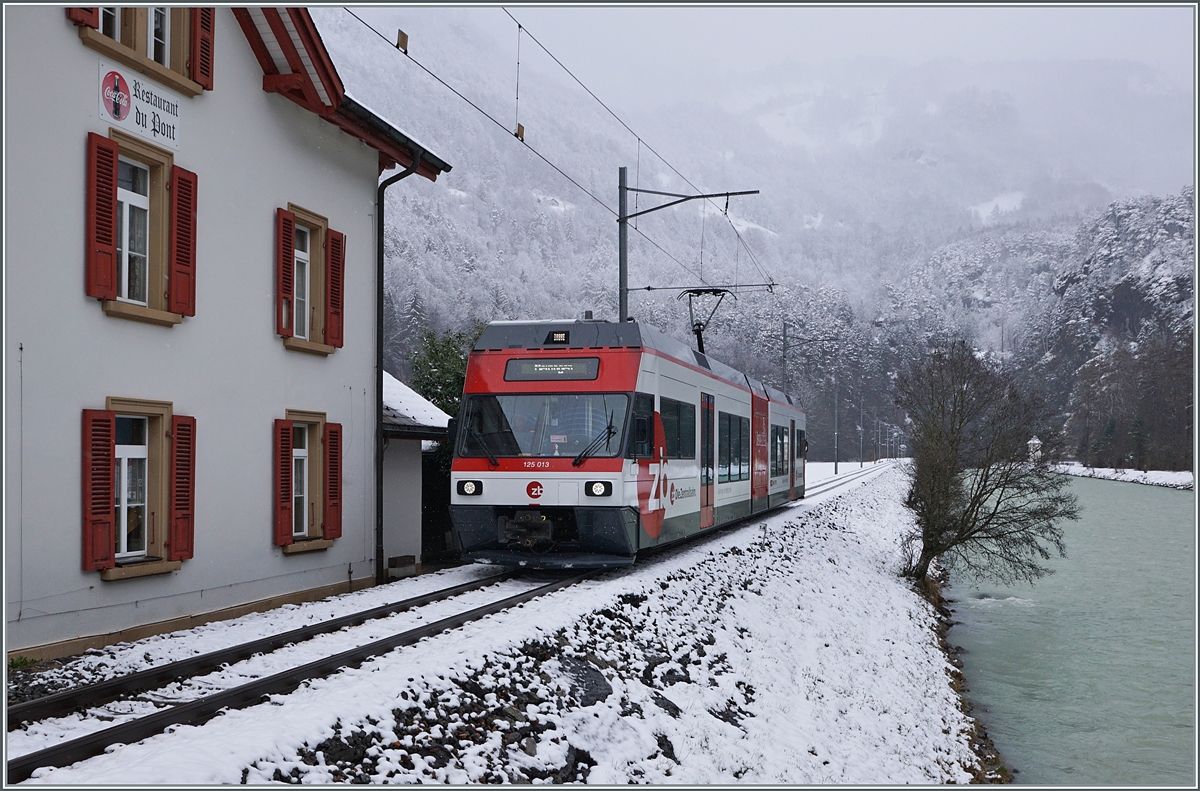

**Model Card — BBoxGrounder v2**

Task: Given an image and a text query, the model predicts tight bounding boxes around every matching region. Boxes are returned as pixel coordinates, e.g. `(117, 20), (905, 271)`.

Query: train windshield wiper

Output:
(469, 426), (500, 467)
(573, 412), (616, 467)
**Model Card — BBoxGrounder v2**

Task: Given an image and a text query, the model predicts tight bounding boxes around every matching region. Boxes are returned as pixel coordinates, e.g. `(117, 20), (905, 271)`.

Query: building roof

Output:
(232, 7), (451, 178)
(383, 372), (451, 440)
(337, 93), (452, 175)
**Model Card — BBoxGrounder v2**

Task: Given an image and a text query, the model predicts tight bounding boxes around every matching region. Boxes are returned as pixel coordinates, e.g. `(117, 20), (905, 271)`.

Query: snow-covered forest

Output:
(312, 8), (1194, 470)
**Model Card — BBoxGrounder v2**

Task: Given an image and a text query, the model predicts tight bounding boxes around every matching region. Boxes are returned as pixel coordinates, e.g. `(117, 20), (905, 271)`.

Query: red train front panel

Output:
(450, 344), (646, 567)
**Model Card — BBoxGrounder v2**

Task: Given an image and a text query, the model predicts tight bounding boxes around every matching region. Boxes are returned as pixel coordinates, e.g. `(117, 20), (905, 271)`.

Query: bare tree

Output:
(896, 340), (1080, 584)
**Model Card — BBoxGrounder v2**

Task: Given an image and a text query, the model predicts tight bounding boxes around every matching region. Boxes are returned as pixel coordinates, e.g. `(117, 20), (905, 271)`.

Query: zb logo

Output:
(526, 481), (544, 499)
(102, 71), (131, 121)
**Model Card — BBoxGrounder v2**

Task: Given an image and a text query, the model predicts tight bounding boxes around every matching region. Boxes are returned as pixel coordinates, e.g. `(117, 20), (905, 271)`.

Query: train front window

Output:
(458, 394), (629, 459)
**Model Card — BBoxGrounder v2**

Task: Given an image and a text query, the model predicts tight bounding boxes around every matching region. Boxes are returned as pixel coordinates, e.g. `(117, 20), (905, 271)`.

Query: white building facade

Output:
(4, 7), (450, 656)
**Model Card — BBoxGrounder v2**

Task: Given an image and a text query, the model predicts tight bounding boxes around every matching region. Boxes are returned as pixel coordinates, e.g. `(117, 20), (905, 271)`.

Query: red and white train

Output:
(448, 319), (807, 568)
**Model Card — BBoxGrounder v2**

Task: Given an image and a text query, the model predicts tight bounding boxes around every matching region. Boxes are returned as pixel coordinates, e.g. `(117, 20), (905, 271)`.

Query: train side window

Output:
(718, 411), (750, 482)
(734, 417), (744, 480)
(661, 397), (696, 459)
(718, 412), (731, 482)
(628, 393), (655, 458)
(770, 425), (790, 477)
(769, 425), (777, 476)
(729, 415), (738, 482)
(680, 402), (696, 458)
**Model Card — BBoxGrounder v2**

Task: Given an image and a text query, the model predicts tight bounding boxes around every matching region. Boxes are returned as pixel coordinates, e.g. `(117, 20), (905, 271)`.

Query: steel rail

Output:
(803, 466), (885, 495)
(802, 462), (890, 498)
(8, 571), (518, 730)
(8, 570), (598, 784)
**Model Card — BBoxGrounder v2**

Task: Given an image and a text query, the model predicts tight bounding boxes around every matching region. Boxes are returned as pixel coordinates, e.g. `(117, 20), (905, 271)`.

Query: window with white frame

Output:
(100, 7), (120, 41)
(81, 401), (196, 576)
(275, 206), (346, 352)
(292, 424), (309, 536)
(70, 7), (215, 95)
(117, 157), (150, 305)
(149, 7), (170, 66)
(274, 412), (342, 549)
(293, 225), (311, 340)
(114, 415), (149, 559)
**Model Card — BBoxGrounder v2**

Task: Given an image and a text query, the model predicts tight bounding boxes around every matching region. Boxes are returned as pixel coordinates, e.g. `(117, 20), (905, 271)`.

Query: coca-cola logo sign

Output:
(101, 71), (130, 121)
(96, 60), (182, 151)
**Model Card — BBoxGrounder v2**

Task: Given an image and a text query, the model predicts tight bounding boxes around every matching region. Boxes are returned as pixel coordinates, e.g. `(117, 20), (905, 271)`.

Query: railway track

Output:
(7, 571), (520, 729)
(6, 570), (598, 784)
(7, 463), (891, 783)
(801, 461), (893, 499)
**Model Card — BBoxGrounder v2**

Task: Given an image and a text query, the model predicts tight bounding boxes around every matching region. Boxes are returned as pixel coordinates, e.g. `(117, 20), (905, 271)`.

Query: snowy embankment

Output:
(1054, 462), (1194, 490)
(22, 466), (987, 785)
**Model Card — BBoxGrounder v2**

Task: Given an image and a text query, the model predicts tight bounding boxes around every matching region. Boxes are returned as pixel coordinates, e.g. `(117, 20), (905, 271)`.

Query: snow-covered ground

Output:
(806, 460), (890, 484)
(1054, 462), (1194, 490)
(17, 464), (986, 785)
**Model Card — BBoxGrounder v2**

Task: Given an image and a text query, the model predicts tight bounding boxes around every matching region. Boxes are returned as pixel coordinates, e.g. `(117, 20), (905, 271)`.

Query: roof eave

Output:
(384, 424), (450, 441)
(333, 95), (452, 181)
(234, 7), (452, 181)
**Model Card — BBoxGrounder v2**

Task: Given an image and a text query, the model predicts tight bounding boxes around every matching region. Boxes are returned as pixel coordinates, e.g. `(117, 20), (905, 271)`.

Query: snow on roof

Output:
(308, 8), (451, 173)
(383, 372), (450, 430)
(339, 91), (452, 174)
(341, 90), (440, 165)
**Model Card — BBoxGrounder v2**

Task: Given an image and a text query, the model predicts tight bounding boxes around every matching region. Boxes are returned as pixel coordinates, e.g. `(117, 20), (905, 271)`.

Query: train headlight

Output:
(584, 480), (612, 497)
(457, 480), (483, 496)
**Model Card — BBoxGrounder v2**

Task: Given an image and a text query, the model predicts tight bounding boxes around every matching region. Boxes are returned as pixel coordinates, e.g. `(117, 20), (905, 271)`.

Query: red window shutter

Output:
(168, 415), (197, 561)
(325, 229), (345, 347)
(167, 166), (198, 316)
(189, 8), (216, 90)
(274, 419), (294, 545)
(82, 409), (116, 571)
(323, 422), (342, 540)
(85, 133), (119, 301)
(66, 8), (100, 27)
(276, 209), (295, 337)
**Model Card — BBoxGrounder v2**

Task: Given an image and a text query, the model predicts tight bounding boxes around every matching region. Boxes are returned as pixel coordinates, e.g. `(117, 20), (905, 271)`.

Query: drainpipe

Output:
(376, 148), (424, 585)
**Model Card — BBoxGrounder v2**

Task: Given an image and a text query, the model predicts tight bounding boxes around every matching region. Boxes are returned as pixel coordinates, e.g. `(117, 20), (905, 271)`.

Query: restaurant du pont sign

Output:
(97, 60), (181, 151)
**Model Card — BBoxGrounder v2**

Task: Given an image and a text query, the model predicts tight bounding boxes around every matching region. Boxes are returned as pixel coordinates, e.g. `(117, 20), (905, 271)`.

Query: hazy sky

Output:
(503, 5), (1196, 102)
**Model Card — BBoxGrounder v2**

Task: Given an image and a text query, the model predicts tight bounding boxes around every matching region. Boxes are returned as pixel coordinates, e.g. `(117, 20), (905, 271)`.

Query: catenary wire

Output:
(500, 7), (772, 285)
(343, 7), (708, 285)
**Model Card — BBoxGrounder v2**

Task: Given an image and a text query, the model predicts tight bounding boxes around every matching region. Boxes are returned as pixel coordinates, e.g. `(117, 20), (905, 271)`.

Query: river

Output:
(947, 476), (1195, 785)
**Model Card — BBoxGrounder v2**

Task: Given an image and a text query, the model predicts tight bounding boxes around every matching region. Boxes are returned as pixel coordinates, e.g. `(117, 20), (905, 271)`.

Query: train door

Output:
(700, 393), (715, 528)
(630, 392), (664, 548)
(751, 393), (769, 512)
(797, 427), (807, 497)
(789, 418), (796, 500)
